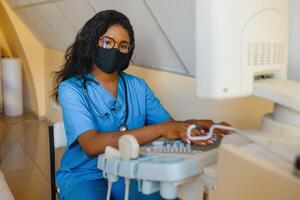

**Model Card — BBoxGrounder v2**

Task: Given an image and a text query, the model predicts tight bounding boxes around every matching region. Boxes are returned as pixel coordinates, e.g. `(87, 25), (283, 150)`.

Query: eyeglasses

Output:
(99, 36), (133, 53)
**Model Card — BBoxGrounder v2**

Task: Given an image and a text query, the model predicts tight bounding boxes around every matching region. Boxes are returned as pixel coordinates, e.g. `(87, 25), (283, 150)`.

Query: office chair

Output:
(48, 121), (67, 200)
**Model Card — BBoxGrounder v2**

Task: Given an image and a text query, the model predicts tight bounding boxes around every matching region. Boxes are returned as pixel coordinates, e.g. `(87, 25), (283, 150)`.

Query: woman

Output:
(53, 10), (230, 200)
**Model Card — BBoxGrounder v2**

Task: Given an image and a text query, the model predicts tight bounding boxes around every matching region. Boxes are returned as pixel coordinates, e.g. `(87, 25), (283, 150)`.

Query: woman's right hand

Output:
(159, 121), (202, 144)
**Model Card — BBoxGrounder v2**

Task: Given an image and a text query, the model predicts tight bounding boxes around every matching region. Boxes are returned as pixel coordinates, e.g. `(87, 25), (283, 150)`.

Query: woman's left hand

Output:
(184, 119), (232, 146)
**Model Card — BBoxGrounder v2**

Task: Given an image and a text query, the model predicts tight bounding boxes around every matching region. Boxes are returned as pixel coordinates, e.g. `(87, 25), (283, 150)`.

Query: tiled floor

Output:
(0, 113), (65, 200)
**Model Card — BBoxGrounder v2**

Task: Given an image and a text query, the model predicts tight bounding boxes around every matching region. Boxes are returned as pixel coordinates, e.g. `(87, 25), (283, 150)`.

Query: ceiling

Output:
(6, 0), (196, 76)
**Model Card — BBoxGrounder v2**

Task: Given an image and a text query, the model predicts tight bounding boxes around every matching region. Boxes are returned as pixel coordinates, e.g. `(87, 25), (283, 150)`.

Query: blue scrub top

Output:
(56, 72), (171, 195)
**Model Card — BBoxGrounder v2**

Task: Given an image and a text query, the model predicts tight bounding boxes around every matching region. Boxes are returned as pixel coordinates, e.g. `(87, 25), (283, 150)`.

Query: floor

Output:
(0, 113), (65, 200)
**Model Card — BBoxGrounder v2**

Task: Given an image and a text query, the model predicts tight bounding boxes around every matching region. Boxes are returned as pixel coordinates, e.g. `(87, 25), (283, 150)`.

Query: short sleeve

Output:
(58, 82), (97, 147)
(145, 83), (171, 125)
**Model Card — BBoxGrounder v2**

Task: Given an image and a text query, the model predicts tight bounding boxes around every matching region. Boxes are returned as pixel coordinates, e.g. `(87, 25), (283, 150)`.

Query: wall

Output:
(44, 47), (64, 121)
(126, 67), (273, 129)
(0, 28), (12, 113)
(288, 0), (300, 82)
(0, 0), (45, 117)
(0, 1), (37, 114)
(0, 28), (12, 57)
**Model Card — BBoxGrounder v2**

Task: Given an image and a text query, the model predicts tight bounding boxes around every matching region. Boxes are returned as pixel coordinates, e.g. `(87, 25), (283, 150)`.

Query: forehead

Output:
(102, 24), (130, 42)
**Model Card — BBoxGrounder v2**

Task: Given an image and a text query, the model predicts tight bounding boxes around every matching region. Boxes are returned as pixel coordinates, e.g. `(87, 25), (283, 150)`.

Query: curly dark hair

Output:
(52, 10), (135, 103)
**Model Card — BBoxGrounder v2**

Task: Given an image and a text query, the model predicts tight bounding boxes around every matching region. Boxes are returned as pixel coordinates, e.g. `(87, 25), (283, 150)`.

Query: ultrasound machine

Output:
(98, 0), (300, 199)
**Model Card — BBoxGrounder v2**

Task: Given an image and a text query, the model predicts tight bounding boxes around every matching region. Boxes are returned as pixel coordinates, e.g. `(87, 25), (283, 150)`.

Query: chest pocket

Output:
(128, 114), (146, 130)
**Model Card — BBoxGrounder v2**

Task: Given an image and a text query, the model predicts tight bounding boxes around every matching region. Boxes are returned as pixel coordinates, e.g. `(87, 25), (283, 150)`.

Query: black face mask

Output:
(95, 47), (132, 73)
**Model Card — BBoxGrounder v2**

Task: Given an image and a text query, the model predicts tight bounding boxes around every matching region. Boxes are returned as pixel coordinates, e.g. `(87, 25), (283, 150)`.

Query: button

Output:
(187, 144), (192, 153)
(174, 140), (182, 145)
(158, 147), (163, 153)
(152, 140), (165, 146)
(179, 144), (185, 153)
(179, 147), (184, 153)
(166, 144), (171, 153)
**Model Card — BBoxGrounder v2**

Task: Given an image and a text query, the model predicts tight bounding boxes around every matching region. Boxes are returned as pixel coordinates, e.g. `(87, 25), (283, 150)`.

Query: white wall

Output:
(288, 0), (300, 82)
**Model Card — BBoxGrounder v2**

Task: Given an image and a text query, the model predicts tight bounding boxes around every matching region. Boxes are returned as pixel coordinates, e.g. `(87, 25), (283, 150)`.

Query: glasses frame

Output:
(99, 36), (134, 53)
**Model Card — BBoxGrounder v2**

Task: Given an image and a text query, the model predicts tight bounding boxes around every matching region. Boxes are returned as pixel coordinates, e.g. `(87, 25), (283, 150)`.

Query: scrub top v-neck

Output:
(56, 72), (171, 195)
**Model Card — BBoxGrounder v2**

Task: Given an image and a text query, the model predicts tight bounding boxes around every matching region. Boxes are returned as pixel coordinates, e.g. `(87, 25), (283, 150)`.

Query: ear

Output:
(97, 37), (102, 47)
(130, 52), (136, 65)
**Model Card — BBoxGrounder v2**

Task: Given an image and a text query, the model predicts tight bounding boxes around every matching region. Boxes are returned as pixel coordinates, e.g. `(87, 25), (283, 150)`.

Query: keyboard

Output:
(140, 135), (223, 154)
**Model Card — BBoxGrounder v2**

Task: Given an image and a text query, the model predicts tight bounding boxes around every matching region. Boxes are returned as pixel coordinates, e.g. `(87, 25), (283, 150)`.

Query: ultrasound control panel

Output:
(98, 134), (223, 199)
(140, 135), (223, 155)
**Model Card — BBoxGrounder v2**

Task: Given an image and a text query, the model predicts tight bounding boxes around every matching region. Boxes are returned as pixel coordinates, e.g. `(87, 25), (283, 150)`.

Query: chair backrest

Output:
(53, 121), (67, 148)
(49, 121), (66, 200)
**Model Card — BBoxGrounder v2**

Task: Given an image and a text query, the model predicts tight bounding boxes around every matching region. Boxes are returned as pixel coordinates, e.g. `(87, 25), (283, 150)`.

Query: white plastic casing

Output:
(53, 121), (67, 148)
(104, 146), (121, 183)
(118, 135), (140, 161)
(196, 0), (288, 99)
(104, 146), (121, 160)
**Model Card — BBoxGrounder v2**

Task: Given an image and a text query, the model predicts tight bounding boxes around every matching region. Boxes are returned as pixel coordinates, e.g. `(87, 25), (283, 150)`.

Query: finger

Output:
(188, 129), (208, 144)
(186, 120), (214, 129)
(214, 129), (231, 136)
(184, 119), (198, 124)
(218, 121), (232, 127)
(195, 127), (206, 135)
(200, 129), (206, 135)
(220, 130), (233, 135)
(206, 139), (214, 144)
(191, 140), (208, 146)
(202, 139), (214, 145)
(184, 123), (205, 137)
(177, 126), (189, 143)
(189, 139), (200, 146)
(180, 122), (192, 130)
(179, 132), (189, 144)
(197, 120), (214, 129)
(191, 128), (203, 136)
(198, 142), (207, 146)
